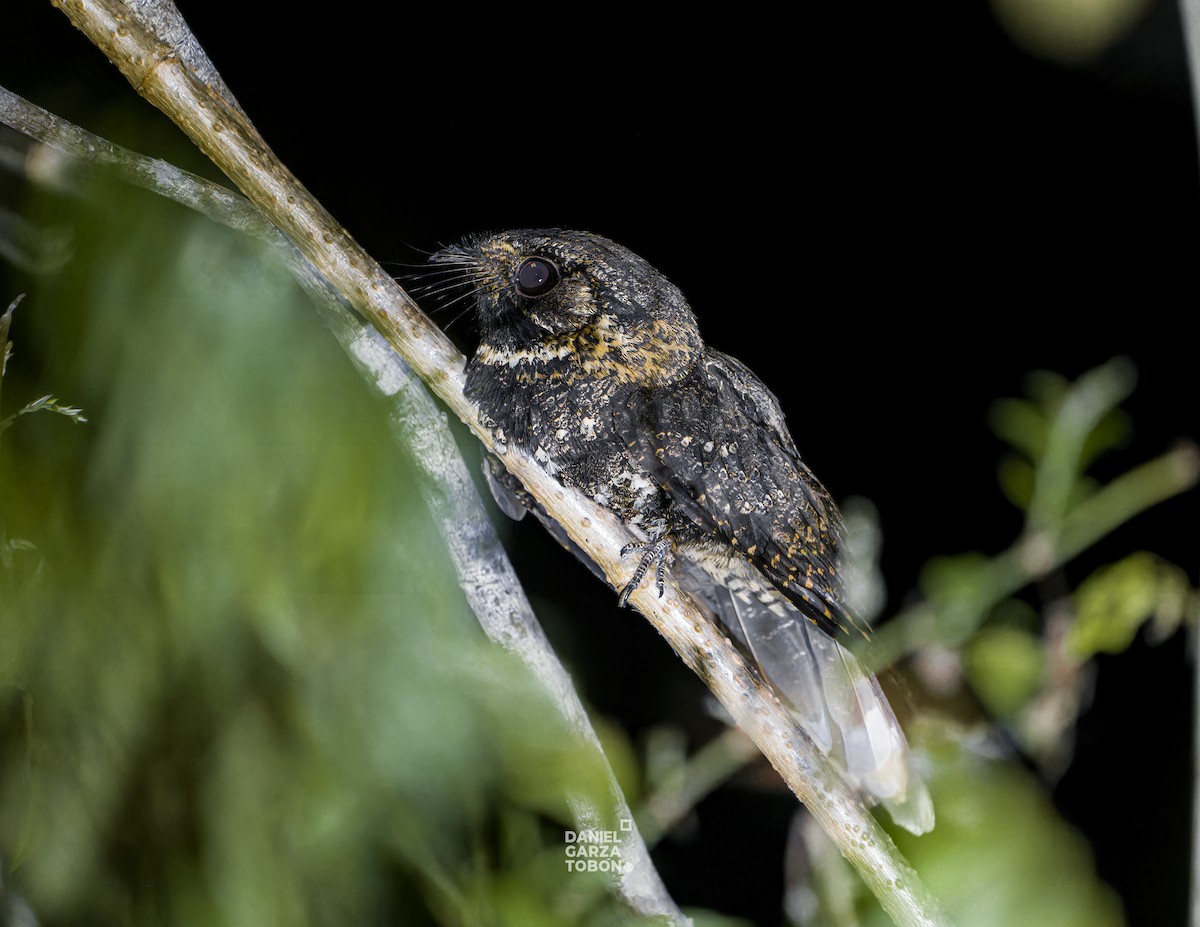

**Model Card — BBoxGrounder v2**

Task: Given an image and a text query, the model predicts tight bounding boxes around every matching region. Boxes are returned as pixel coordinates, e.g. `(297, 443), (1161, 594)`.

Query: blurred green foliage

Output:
(0, 177), (655, 926)
(960, 361), (1195, 763)
(963, 625), (1045, 720)
(871, 732), (1125, 927)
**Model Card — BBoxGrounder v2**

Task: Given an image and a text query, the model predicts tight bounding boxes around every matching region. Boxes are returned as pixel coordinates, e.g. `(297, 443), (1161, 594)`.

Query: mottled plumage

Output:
(431, 229), (932, 833)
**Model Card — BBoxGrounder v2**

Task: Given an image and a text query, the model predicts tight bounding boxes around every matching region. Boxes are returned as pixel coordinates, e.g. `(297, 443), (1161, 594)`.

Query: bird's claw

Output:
(617, 537), (673, 607)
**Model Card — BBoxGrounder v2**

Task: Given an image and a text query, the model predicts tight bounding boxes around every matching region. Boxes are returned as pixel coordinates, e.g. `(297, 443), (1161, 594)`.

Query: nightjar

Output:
(431, 229), (933, 834)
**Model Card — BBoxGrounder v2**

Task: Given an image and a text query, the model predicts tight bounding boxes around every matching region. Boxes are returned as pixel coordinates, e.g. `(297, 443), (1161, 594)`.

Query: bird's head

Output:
(432, 229), (703, 388)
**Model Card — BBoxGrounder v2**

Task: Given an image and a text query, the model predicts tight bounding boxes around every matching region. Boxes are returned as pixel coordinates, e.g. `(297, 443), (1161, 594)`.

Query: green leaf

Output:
(0, 394), (88, 434)
(964, 625), (1046, 719)
(1023, 369), (1071, 408)
(997, 455), (1036, 511)
(1068, 552), (1193, 657)
(1078, 408), (1131, 470)
(919, 553), (996, 643)
(989, 396), (1048, 463)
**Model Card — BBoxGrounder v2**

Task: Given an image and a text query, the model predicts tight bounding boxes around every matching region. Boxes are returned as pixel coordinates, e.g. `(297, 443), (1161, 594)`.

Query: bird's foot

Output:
(617, 537), (674, 608)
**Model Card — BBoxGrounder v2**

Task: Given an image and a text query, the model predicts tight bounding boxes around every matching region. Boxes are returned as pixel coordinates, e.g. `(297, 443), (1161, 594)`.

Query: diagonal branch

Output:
(26, 2), (952, 923)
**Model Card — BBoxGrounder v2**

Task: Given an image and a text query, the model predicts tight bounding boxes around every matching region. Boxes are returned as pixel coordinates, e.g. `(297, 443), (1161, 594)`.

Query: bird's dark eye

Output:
(515, 257), (560, 297)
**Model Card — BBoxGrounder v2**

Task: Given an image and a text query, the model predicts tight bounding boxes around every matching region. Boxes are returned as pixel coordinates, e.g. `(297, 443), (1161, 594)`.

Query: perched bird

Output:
(431, 229), (933, 834)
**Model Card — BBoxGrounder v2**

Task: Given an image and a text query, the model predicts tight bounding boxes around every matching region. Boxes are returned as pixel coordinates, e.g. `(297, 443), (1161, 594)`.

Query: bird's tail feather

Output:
(675, 556), (934, 835)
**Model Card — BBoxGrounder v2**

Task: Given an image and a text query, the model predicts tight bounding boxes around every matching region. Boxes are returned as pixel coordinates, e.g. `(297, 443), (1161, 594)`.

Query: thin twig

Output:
(27, 3), (952, 922)
(640, 727), (762, 847)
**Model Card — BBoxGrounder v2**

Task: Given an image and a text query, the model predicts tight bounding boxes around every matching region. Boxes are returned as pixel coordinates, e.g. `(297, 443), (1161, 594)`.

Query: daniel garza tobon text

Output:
(562, 827), (635, 874)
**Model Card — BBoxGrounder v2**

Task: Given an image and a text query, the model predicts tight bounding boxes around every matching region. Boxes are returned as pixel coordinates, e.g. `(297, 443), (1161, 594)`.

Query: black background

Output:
(4, 2), (1199, 925)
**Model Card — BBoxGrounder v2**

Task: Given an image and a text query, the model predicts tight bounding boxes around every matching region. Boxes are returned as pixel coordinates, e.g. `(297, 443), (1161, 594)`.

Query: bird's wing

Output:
(632, 350), (853, 636)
